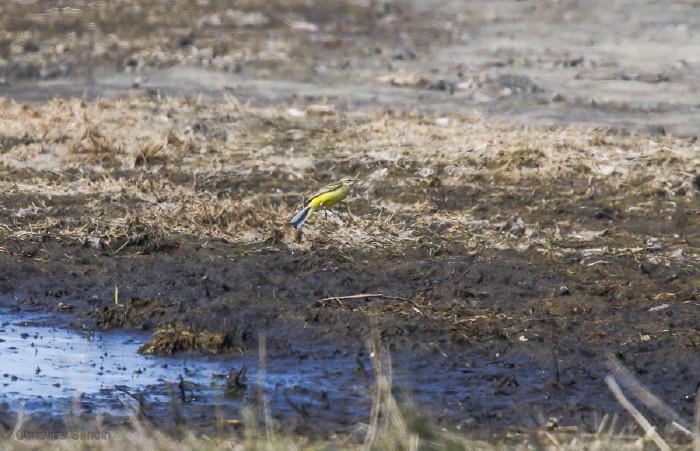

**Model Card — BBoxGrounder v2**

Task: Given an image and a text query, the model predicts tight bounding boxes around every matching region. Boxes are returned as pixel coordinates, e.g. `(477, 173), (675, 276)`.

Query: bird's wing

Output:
(303, 181), (343, 205)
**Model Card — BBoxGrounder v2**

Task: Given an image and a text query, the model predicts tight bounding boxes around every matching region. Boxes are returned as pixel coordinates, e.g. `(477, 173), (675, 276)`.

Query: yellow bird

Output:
(290, 177), (358, 230)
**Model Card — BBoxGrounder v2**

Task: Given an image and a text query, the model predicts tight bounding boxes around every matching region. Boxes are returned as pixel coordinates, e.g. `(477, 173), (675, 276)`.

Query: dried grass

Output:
(0, 97), (698, 363)
(1, 96), (698, 270)
(138, 323), (244, 355)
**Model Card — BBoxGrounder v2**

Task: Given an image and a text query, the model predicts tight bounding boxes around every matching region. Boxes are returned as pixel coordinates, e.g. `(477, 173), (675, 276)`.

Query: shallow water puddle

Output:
(0, 309), (225, 415)
(0, 308), (556, 430)
(0, 308), (368, 424)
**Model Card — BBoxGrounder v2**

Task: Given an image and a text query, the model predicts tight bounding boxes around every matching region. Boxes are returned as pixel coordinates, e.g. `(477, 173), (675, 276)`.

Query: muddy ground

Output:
(0, 96), (698, 440)
(0, 0), (699, 444)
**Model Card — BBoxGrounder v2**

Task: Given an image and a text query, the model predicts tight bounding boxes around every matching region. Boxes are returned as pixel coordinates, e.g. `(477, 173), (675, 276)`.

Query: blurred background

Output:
(1, 0), (698, 136)
(1, 2), (699, 447)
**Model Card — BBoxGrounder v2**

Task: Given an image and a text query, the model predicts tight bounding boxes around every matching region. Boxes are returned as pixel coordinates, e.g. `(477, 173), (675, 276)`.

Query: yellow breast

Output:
(310, 185), (349, 208)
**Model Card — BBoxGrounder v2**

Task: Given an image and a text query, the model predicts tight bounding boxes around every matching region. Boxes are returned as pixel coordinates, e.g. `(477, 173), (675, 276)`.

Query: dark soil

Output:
(0, 179), (698, 436)
(0, 0), (699, 441)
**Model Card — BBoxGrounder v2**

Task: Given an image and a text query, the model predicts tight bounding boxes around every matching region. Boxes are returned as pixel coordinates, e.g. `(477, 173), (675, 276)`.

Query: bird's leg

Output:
(323, 207), (328, 220)
(344, 205), (356, 225)
(324, 208), (341, 220)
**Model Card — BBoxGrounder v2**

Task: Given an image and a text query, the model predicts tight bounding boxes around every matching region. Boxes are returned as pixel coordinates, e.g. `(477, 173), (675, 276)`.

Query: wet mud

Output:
(0, 174), (698, 436)
(0, 0), (698, 442)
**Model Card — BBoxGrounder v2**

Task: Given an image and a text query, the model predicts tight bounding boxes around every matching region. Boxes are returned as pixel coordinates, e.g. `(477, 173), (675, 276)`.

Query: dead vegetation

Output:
(1, 95), (698, 263)
(1, 98), (698, 320)
(138, 323), (246, 355)
(76, 213), (172, 254)
(0, 95), (699, 437)
(0, 96), (696, 352)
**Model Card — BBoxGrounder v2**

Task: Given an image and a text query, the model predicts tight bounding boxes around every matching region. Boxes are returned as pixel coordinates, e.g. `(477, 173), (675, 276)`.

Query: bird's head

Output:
(340, 176), (359, 186)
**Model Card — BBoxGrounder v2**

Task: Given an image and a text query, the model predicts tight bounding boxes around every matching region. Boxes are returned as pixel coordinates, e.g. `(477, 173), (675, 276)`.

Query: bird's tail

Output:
(290, 205), (315, 230)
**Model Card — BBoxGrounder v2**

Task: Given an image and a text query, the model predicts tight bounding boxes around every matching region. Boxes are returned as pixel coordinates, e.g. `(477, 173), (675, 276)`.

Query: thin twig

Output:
(317, 293), (408, 302)
(115, 386), (151, 421)
(11, 401), (25, 439)
(605, 375), (671, 451)
(694, 386), (700, 451)
(178, 374), (194, 404)
(316, 293), (424, 315)
(595, 413), (609, 437)
(284, 395), (310, 419)
(363, 332), (382, 450)
(258, 333), (272, 438)
(607, 354), (691, 436)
